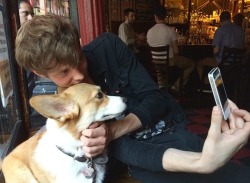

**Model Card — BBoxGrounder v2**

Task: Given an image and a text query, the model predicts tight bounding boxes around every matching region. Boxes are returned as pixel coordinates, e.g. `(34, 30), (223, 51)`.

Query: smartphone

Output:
(208, 67), (230, 120)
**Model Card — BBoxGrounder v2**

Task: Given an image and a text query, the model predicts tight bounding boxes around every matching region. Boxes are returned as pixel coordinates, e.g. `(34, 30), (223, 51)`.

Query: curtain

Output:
(77, 0), (105, 45)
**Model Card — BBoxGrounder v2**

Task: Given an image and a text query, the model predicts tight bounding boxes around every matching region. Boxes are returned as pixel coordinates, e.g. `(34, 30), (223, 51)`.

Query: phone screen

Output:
(215, 74), (228, 110)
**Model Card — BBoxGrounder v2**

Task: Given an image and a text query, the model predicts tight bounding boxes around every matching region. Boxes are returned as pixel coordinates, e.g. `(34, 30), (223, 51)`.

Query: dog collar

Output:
(56, 145), (96, 179)
(56, 145), (90, 163)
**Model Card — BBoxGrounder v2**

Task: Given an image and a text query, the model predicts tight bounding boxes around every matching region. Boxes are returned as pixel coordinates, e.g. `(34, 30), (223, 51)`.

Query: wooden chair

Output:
(219, 46), (247, 68)
(150, 45), (183, 93)
(218, 46), (247, 104)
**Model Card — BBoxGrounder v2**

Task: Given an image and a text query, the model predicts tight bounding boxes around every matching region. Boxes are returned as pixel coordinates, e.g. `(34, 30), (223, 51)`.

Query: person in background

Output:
(118, 8), (156, 82)
(147, 6), (195, 91)
(233, 13), (248, 45)
(118, 8), (137, 52)
(196, 11), (245, 81)
(18, 0), (35, 98)
(233, 13), (245, 28)
(118, 8), (147, 52)
(18, 0), (34, 25)
(15, 15), (250, 183)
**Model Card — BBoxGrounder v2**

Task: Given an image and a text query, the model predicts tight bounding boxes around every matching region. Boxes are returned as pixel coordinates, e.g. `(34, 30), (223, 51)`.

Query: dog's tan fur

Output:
(2, 83), (126, 183)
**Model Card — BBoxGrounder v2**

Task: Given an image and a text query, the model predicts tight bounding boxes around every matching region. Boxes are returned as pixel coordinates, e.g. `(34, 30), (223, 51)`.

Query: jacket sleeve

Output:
(105, 33), (181, 128)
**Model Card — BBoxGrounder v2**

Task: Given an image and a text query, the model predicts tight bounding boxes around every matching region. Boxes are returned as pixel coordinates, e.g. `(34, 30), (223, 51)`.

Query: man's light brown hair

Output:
(15, 14), (81, 75)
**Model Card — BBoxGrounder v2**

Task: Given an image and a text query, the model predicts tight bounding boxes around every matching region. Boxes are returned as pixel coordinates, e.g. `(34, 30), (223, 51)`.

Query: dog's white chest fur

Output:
(33, 120), (106, 183)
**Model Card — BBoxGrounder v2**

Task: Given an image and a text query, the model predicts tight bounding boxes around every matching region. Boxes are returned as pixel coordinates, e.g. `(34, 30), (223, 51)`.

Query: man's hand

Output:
(163, 101), (250, 173)
(222, 100), (249, 131)
(200, 102), (250, 173)
(80, 114), (142, 158)
(81, 122), (112, 158)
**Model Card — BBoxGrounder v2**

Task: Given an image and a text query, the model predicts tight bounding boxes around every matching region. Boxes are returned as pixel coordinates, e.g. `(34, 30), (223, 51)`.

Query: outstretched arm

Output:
(162, 102), (250, 173)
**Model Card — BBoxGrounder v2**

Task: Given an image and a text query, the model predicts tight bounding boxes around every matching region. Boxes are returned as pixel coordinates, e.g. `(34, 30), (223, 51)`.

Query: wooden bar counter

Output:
(179, 44), (214, 62)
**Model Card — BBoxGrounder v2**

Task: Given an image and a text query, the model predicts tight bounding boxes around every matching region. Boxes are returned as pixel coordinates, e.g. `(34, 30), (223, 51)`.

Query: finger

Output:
(244, 122), (250, 135)
(233, 109), (250, 121)
(228, 99), (239, 110)
(231, 109), (248, 128)
(207, 106), (223, 140)
(83, 145), (105, 158)
(221, 120), (230, 132)
(88, 121), (103, 129)
(227, 100), (237, 129)
(80, 135), (106, 147)
(228, 107), (237, 129)
(233, 122), (250, 147)
(82, 126), (106, 138)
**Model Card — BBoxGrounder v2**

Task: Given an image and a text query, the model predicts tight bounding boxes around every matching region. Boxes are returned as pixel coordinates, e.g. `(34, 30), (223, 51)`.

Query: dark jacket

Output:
(83, 33), (187, 128)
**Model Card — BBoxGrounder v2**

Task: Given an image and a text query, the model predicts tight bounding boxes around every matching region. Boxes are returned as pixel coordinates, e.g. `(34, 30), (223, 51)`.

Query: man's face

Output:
(19, 2), (34, 25)
(43, 57), (88, 88)
(126, 12), (135, 24)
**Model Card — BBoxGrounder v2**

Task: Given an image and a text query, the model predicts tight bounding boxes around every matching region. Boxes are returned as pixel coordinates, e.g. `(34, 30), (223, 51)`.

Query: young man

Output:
(118, 8), (146, 52)
(118, 8), (136, 51)
(18, 0), (34, 25)
(15, 15), (250, 183)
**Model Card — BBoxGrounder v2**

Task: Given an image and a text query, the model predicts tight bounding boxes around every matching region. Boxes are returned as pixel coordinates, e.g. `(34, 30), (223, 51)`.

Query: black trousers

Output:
(109, 123), (250, 183)
(130, 162), (250, 183)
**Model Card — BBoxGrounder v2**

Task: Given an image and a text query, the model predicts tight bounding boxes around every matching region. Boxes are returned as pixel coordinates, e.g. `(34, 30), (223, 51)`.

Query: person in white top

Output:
(147, 6), (194, 91)
(118, 8), (147, 53)
(118, 8), (137, 52)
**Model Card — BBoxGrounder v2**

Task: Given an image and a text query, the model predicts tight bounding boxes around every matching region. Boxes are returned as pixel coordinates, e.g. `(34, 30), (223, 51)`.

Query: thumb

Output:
(207, 106), (223, 139)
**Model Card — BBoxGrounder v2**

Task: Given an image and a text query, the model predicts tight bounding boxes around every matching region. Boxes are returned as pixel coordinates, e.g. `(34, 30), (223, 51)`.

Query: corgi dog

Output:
(2, 83), (127, 183)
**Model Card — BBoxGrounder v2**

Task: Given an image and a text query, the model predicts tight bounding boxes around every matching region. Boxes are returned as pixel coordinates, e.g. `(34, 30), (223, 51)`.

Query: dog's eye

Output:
(96, 92), (104, 99)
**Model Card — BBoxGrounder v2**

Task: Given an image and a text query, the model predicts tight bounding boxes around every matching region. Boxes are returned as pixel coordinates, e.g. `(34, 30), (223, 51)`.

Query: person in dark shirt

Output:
(233, 13), (245, 28)
(15, 14), (250, 183)
(196, 11), (245, 81)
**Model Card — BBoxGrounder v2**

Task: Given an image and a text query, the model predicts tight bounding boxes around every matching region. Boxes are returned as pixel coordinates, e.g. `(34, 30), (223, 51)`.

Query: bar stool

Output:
(218, 46), (247, 105)
(149, 45), (184, 94)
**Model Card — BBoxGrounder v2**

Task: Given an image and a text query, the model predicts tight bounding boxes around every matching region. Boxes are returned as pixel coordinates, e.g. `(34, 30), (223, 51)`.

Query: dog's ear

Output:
(30, 94), (79, 122)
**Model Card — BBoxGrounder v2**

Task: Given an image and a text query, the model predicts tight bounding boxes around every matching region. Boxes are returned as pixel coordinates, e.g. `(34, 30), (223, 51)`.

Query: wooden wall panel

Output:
(109, 0), (135, 21)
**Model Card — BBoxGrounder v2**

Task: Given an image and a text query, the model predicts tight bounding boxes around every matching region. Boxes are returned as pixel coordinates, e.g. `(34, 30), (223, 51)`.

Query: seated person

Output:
(147, 6), (195, 91)
(196, 11), (245, 82)
(15, 14), (250, 183)
(233, 13), (245, 28)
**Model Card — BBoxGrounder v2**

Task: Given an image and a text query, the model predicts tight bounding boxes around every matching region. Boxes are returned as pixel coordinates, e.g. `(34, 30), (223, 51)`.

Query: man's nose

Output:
(27, 14), (33, 20)
(72, 69), (84, 81)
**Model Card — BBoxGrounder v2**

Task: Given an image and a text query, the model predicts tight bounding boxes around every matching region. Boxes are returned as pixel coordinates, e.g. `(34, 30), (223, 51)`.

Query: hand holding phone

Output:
(208, 67), (230, 120)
